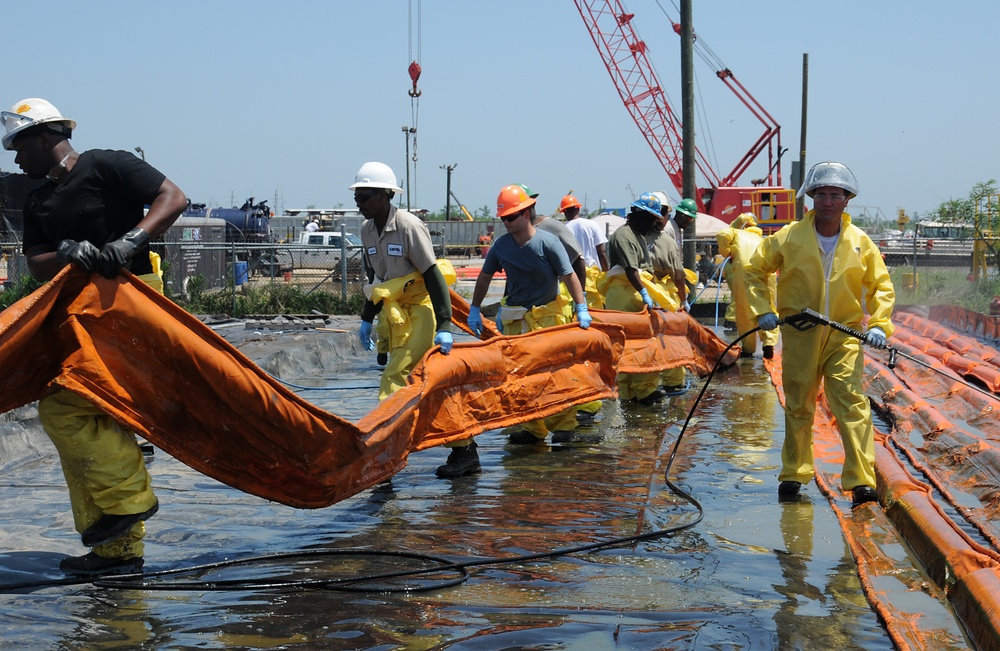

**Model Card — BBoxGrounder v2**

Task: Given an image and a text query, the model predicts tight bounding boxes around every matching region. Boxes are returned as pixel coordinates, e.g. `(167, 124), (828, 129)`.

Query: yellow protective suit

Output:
(584, 265), (605, 309)
(716, 225), (778, 355)
(745, 211), (895, 490)
(369, 260), (457, 401)
(38, 271), (162, 560)
(498, 294), (579, 436)
(600, 269), (661, 401)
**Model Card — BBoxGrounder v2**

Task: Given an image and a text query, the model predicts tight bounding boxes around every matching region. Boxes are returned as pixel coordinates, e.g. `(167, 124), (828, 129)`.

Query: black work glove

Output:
(56, 239), (101, 273)
(97, 227), (150, 278)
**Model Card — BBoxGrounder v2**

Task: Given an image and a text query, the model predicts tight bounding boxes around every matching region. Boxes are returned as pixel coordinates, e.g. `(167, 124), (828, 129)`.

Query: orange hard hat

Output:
(496, 184), (536, 218)
(558, 194), (582, 213)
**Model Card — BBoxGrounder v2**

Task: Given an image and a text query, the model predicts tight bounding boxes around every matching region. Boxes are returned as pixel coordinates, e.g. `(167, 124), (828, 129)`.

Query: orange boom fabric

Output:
(0, 269), (735, 509)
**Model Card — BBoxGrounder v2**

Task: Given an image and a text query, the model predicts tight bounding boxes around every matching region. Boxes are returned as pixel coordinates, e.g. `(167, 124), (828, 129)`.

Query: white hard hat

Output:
(2, 98), (76, 150)
(798, 161), (859, 199)
(651, 191), (671, 212)
(348, 161), (404, 193)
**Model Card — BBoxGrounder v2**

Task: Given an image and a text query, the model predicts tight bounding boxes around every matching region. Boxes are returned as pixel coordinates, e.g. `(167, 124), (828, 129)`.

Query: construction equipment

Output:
(573, 1), (794, 230)
(449, 191), (474, 222)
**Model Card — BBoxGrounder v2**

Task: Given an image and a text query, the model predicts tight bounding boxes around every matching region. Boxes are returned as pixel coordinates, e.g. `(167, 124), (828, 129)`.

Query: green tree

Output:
(925, 180), (997, 223)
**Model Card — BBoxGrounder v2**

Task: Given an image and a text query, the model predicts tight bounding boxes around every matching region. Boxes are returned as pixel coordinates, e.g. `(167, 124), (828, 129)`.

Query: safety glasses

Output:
(354, 190), (380, 204)
(500, 211), (523, 224)
(0, 111), (34, 131)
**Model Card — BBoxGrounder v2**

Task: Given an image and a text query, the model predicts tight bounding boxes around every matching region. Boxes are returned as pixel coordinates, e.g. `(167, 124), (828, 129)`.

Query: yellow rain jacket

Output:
(745, 211), (895, 490)
(716, 224), (777, 354)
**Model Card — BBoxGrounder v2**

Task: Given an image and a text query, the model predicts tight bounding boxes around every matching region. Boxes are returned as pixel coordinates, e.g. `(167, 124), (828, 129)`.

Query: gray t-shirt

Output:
(483, 229), (573, 308)
(535, 217), (583, 264)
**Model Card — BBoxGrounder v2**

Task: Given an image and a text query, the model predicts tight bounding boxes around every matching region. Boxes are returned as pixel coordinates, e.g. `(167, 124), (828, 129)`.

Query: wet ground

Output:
(0, 321), (972, 650)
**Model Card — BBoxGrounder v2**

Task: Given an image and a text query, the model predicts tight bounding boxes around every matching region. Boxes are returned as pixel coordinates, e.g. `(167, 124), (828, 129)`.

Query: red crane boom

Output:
(574, 0), (793, 228)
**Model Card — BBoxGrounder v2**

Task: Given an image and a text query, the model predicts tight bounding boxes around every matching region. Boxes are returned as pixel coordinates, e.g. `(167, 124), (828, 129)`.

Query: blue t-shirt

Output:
(483, 229), (573, 308)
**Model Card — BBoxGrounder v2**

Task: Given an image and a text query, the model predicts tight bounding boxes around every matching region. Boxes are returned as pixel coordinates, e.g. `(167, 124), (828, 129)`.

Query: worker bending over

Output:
(4, 97), (187, 576)
(646, 193), (689, 393)
(602, 192), (669, 405)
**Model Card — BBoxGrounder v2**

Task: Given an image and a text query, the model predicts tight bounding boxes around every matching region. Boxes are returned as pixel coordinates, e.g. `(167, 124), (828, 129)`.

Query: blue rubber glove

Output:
(682, 300), (691, 313)
(575, 303), (592, 329)
(359, 320), (375, 351)
(496, 317), (504, 334)
(434, 330), (454, 354)
(865, 326), (887, 349)
(467, 305), (483, 337)
(638, 287), (654, 308)
(757, 313), (779, 330)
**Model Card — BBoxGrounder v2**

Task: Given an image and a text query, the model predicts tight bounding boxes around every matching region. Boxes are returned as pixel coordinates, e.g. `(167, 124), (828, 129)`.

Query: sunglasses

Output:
(354, 190), (381, 204)
(500, 211), (523, 224)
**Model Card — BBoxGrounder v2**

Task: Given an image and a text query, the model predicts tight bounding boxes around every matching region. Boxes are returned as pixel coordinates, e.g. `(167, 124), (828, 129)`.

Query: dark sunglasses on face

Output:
(500, 211), (523, 223)
(355, 190), (380, 203)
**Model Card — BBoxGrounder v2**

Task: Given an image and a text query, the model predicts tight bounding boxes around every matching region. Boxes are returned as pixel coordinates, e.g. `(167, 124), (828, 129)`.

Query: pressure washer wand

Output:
(788, 309), (997, 400)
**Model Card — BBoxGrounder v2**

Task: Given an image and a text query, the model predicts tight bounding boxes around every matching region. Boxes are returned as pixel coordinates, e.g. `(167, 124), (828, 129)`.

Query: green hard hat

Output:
(675, 198), (698, 218)
(518, 184), (539, 199)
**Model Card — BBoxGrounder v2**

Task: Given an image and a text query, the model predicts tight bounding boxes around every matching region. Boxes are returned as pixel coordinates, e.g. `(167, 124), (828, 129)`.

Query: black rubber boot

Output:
(60, 552), (144, 577)
(852, 486), (878, 507)
(81, 502), (159, 548)
(435, 442), (481, 478)
(778, 481), (801, 501)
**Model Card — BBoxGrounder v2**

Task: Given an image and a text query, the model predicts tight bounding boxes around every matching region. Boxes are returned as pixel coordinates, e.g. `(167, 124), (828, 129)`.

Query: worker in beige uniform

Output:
(350, 162), (477, 479)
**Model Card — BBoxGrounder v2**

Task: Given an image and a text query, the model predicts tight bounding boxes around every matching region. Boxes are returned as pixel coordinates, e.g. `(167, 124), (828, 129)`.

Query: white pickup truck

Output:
(276, 231), (365, 272)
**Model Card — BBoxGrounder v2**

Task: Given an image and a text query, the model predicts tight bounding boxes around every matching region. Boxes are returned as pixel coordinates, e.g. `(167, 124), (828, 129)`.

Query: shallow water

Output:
(0, 326), (966, 650)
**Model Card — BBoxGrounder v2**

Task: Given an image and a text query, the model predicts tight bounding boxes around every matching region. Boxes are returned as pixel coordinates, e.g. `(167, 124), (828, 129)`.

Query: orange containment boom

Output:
(0, 270), (735, 509)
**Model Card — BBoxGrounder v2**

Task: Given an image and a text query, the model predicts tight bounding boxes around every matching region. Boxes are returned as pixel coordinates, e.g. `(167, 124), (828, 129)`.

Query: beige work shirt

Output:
(361, 206), (437, 282)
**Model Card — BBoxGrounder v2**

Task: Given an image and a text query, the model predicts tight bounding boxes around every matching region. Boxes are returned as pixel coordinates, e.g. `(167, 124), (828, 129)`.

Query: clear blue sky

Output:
(4, 1), (997, 223)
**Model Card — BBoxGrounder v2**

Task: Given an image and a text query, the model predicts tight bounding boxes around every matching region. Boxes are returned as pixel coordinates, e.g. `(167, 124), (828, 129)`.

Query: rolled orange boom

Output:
(766, 307), (1000, 650)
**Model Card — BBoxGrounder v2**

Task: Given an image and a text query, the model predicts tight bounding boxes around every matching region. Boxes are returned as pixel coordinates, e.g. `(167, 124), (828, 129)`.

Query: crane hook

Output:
(408, 61), (422, 98)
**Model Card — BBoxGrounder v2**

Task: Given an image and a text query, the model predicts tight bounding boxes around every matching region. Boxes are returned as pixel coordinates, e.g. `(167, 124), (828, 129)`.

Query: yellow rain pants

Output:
(780, 327), (875, 489)
(498, 295), (579, 437)
(746, 211), (895, 490)
(38, 271), (162, 559)
(649, 273), (687, 389)
(600, 270), (661, 401)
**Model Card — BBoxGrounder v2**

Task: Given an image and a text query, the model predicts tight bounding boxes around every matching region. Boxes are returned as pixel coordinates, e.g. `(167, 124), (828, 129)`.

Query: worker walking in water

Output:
(745, 161), (895, 507)
(467, 184), (592, 444)
(602, 192), (669, 405)
(560, 193), (608, 309)
(646, 192), (689, 393)
(716, 212), (777, 359)
(350, 162), (473, 478)
(3, 97), (188, 576)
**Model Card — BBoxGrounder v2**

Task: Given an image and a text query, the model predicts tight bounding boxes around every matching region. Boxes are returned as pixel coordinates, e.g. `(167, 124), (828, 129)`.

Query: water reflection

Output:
(0, 342), (913, 649)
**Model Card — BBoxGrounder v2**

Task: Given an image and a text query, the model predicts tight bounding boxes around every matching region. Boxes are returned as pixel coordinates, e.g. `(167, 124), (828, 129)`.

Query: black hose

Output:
(0, 323), (770, 595)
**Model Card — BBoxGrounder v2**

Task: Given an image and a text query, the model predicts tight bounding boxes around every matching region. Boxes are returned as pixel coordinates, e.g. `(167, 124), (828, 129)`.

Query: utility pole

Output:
(679, 0), (696, 269)
(441, 163), (456, 221)
(796, 53), (809, 221)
